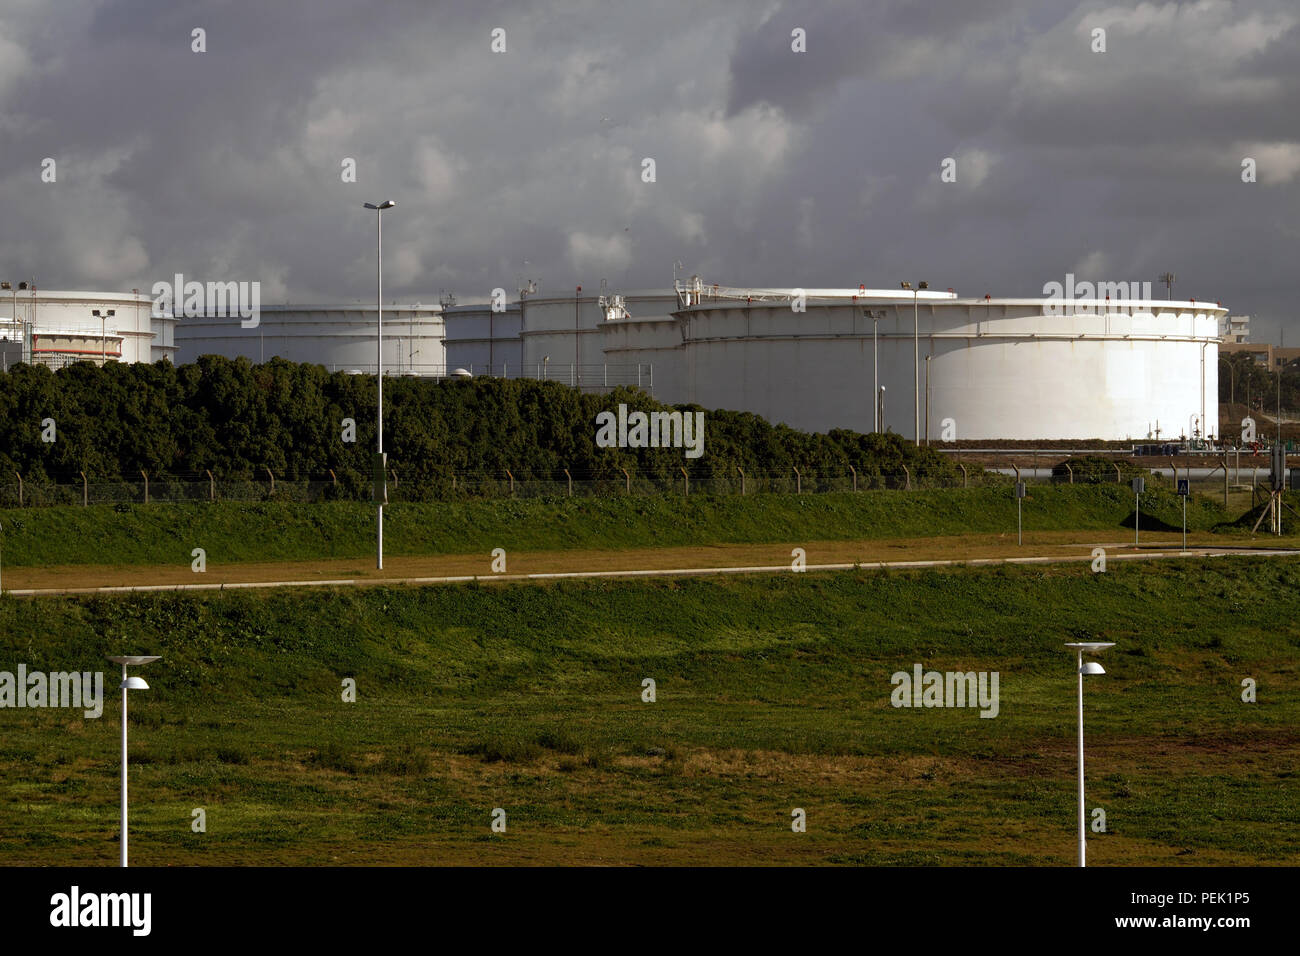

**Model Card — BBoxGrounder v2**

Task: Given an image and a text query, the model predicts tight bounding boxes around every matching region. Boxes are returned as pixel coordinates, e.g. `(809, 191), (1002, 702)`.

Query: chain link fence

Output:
(0, 466), (1004, 507)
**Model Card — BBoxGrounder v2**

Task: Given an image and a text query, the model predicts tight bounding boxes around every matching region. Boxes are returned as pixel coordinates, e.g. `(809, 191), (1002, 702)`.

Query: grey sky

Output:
(1, 0), (1297, 340)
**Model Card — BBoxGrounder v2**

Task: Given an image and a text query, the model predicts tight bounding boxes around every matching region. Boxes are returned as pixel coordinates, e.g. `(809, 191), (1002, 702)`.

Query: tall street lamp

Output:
(363, 200), (396, 570)
(92, 309), (116, 366)
(1219, 356), (1235, 409)
(1064, 641), (1114, 867)
(1, 282), (14, 344)
(108, 655), (160, 867)
(864, 308), (885, 433)
(925, 353), (932, 445)
(901, 280), (928, 446)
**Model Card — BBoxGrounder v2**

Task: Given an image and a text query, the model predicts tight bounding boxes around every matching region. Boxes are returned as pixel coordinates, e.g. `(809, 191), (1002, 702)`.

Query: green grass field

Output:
(0, 484), (1285, 569)
(2, 557), (1297, 866)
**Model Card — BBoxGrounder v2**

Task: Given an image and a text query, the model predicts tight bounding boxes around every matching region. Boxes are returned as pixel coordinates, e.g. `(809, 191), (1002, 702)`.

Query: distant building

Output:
(0, 289), (175, 368)
(1220, 342), (1300, 369)
(1219, 314), (1250, 343)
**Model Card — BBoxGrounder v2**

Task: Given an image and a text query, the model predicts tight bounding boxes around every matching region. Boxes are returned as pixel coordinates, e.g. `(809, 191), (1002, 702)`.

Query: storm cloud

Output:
(0, 0), (1296, 338)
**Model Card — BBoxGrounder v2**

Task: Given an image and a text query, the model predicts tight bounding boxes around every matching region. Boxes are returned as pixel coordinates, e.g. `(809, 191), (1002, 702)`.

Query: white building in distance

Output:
(0, 287), (175, 368)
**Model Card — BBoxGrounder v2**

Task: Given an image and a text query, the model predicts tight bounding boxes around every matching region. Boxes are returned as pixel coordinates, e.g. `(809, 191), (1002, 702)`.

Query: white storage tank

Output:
(173, 302), (447, 374)
(0, 288), (170, 368)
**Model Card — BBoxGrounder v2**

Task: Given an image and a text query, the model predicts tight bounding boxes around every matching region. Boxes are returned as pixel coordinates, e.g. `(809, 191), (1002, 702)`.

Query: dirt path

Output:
(5, 530), (1295, 594)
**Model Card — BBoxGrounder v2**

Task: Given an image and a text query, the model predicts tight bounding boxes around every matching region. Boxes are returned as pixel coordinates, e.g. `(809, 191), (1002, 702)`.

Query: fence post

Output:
(849, 464), (856, 492)
(1222, 451), (1229, 508)
(622, 467), (631, 494)
(793, 466), (801, 495)
(141, 470), (148, 504)
(737, 465), (745, 495)
(564, 468), (572, 497)
(958, 463), (967, 488)
(1064, 463), (1073, 484)
(680, 466), (689, 497)
(265, 467), (274, 496)
(391, 466), (398, 490)
(901, 463), (910, 491)
(506, 470), (514, 496)
(13, 472), (20, 507)
(207, 469), (215, 501)
(1113, 462), (1121, 483)
(80, 471), (88, 507)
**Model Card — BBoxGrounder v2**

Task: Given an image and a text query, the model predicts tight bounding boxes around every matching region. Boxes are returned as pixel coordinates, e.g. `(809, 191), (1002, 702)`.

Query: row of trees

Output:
(1219, 352), (1300, 415)
(0, 356), (964, 498)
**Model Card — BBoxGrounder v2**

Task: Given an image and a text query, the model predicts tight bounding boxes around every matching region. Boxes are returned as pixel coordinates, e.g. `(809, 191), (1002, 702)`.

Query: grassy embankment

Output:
(1, 557), (1297, 866)
(1, 484), (1290, 570)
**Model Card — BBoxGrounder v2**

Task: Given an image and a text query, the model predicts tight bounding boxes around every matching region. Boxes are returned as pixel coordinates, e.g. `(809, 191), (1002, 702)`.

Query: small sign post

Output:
(1132, 475), (1145, 547)
(1177, 478), (1190, 552)
(1015, 481), (1027, 546)
(373, 451), (387, 505)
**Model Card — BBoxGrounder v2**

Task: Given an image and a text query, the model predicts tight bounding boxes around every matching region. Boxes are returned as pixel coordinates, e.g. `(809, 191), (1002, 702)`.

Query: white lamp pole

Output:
(874, 314), (880, 433)
(1064, 642), (1114, 867)
(108, 655), (160, 867)
(364, 200), (396, 570)
(901, 281), (928, 446)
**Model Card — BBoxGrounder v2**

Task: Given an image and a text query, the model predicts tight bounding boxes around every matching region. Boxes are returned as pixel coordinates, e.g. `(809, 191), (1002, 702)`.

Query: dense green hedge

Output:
(0, 356), (962, 498)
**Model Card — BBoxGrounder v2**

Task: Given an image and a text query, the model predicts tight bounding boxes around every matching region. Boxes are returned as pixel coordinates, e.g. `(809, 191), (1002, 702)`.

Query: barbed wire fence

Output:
(0, 464), (1022, 508)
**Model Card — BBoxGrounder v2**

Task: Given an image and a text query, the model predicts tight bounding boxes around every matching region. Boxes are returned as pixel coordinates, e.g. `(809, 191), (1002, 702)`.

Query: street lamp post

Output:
(901, 281), (928, 446)
(1219, 356), (1235, 408)
(363, 200), (396, 570)
(1201, 342), (1207, 444)
(873, 312), (880, 432)
(1, 282), (14, 347)
(108, 655), (160, 867)
(1064, 642), (1114, 867)
(925, 354), (932, 445)
(92, 309), (116, 366)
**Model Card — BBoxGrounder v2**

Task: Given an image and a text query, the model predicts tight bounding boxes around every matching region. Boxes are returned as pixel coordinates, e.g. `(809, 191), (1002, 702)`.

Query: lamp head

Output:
(121, 676), (150, 690)
(1080, 662), (1106, 676)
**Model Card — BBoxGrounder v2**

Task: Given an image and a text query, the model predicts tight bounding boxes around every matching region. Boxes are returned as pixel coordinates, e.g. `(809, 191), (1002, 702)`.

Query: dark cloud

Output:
(0, 0), (1296, 341)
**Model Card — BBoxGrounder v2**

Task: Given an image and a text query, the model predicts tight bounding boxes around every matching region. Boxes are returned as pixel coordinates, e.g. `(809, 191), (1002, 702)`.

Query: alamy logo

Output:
(595, 403), (705, 459)
(151, 273), (261, 328)
(50, 886), (151, 936)
(890, 664), (1000, 718)
(0, 665), (103, 718)
(1041, 273), (1153, 315)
